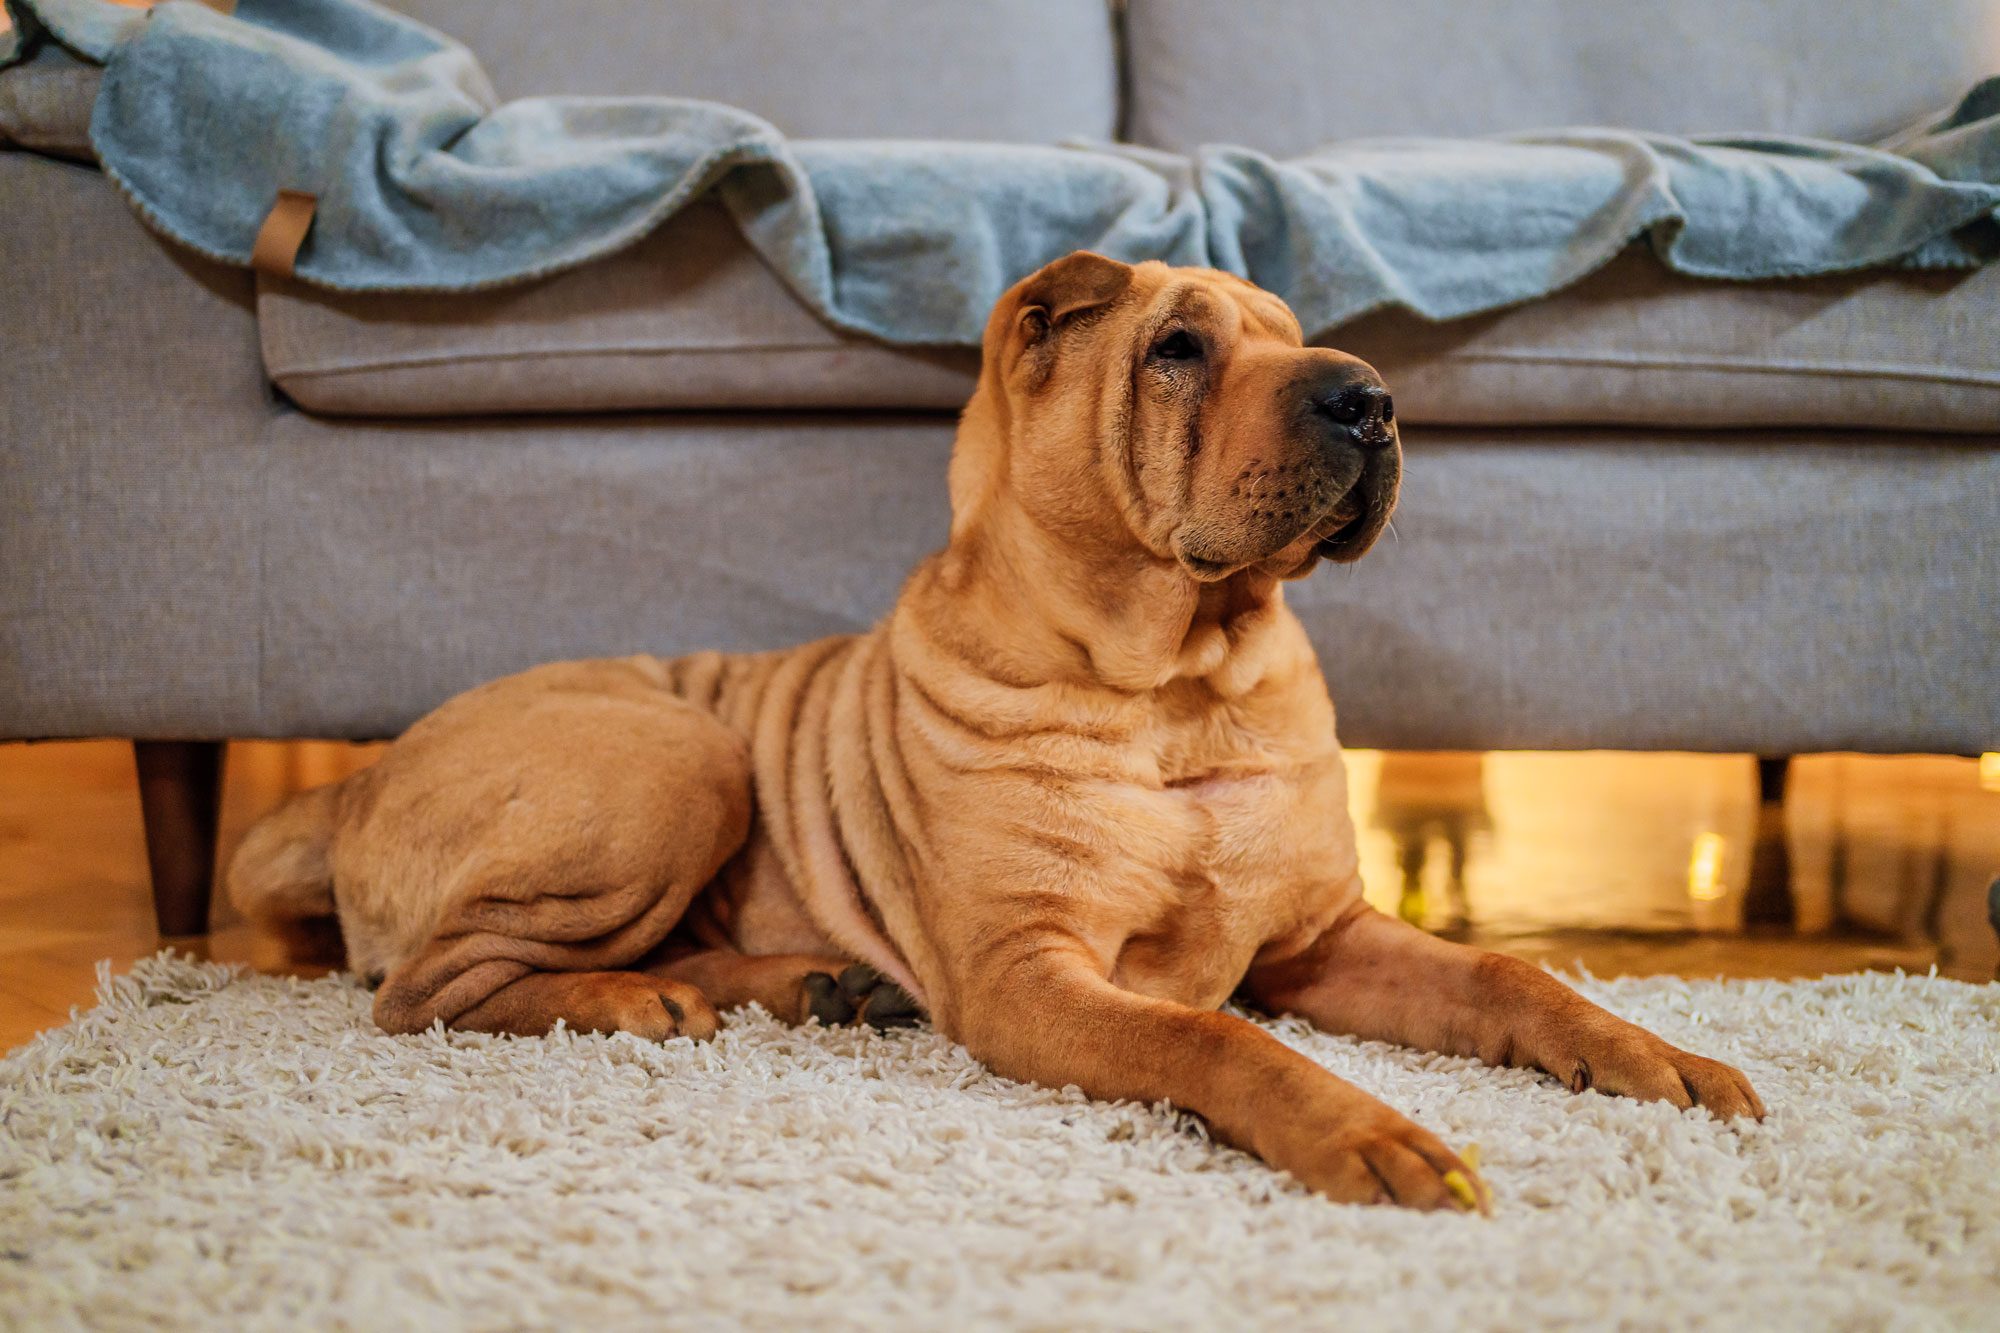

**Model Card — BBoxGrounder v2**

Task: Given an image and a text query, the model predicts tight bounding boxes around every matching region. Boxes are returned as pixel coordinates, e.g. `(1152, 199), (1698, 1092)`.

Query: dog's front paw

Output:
(1554, 1026), (1765, 1121)
(1288, 1105), (1490, 1213)
(801, 964), (922, 1031)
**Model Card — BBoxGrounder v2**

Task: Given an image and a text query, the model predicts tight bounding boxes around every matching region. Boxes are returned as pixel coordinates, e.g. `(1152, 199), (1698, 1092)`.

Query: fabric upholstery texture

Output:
(0, 154), (269, 739)
(19, 407), (2000, 754)
(1126, 0), (2000, 155)
(384, 0), (1120, 144)
(263, 224), (2000, 431)
(0, 40), (94, 159)
(5, 162), (1994, 758)
(6, 14), (1999, 756)
(258, 203), (980, 416)
(243, 411), (953, 742)
(1292, 431), (2000, 754)
(1334, 250), (2000, 433)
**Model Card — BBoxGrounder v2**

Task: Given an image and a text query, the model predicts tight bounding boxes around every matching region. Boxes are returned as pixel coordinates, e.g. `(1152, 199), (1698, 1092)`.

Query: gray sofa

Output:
(4, 0), (1998, 933)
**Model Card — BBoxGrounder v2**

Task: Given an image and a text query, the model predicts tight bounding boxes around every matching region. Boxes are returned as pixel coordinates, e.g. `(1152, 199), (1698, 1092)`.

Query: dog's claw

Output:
(821, 964), (922, 1031)
(860, 982), (922, 1030)
(837, 963), (883, 1002)
(804, 965), (921, 1031)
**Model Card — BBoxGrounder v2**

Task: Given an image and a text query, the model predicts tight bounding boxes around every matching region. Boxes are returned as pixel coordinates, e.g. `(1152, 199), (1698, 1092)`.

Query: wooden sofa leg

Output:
(134, 740), (225, 937)
(1742, 755), (1794, 927)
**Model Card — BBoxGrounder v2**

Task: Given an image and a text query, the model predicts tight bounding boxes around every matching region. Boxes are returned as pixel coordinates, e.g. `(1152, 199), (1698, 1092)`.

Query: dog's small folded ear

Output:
(1013, 251), (1133, 344)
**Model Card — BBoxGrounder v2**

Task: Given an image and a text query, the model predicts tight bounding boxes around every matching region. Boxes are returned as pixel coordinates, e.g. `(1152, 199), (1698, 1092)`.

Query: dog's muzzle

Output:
(1305, 364), (1401, 563)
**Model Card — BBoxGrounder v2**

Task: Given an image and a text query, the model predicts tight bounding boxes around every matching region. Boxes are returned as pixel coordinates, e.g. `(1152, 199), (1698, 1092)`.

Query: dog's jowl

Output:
(229, 253), (1762, 1211)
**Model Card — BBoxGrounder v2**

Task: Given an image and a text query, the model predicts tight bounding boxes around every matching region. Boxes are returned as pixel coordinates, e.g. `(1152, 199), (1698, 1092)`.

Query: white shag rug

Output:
(2, 955), (1997, 1331)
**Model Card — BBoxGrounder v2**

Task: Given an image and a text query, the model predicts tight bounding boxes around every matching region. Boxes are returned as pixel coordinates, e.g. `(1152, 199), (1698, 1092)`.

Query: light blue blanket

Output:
(8, 0), (2000, 346)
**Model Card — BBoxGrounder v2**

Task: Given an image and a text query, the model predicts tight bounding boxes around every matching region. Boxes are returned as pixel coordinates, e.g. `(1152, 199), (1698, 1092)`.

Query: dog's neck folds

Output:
(922, 496), (1290, 698)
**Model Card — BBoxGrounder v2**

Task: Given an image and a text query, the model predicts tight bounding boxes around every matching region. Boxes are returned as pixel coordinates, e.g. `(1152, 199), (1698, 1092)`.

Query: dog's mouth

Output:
(1310, 493), (1376, 564)
(1175, 472), (1395, 580)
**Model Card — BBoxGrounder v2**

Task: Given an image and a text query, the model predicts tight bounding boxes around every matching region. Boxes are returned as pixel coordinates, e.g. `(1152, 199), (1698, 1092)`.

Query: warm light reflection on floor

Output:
(1345, 750), (1998, 982)
(0, 741), (1995, 1050)
(1685, 831), (1728, 902)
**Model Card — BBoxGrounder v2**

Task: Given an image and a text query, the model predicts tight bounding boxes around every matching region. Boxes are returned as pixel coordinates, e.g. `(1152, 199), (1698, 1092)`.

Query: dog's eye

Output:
(1149, 330), (1203, 362)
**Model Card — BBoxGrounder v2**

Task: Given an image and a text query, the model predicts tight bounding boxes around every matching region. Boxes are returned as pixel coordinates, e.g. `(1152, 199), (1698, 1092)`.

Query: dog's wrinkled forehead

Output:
(1148, 273), (1303, 348)
(996, 256), (1307, 386)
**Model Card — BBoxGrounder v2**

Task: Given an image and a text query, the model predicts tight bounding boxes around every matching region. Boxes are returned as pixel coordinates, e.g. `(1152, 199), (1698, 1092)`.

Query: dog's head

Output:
(951, 252), (1399, 582)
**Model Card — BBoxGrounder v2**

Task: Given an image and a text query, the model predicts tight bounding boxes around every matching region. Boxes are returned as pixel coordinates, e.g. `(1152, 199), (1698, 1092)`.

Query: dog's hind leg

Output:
(370, 863), (733, 1039)
(325, 662), (756, 1040)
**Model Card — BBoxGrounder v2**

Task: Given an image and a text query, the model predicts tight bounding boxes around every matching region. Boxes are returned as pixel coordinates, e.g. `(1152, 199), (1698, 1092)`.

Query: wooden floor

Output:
(1, 740), (1995, 1052)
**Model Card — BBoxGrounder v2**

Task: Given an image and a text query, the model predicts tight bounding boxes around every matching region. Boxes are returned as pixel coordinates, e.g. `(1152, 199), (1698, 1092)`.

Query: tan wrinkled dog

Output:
(231, 253), (1763, 1211)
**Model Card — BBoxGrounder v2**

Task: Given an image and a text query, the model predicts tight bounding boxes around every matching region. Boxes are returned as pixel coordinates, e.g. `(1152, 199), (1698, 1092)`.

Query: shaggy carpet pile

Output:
(1, 953), (1996, 1331)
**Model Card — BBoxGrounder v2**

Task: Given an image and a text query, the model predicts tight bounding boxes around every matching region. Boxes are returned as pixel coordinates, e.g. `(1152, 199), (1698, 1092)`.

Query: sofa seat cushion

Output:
(264, 216), (2000, 432)
(1331, 251), (2000, 434)
(1126, 0), (2000, 156)
(257, 203), (980, 416)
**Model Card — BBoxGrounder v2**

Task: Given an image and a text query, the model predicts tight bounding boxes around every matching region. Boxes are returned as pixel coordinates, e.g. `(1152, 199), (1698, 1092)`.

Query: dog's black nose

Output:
(1313, 381), (1394, 445)
(1304, 358), (1400, 452)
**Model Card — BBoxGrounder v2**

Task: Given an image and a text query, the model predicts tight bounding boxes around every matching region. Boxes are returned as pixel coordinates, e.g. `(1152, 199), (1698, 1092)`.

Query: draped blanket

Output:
(7, 0), (1999, 344)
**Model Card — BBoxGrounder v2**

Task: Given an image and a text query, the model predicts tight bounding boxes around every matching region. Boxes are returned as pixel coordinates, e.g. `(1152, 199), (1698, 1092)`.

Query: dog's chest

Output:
(1100, 740), (1355, 1010)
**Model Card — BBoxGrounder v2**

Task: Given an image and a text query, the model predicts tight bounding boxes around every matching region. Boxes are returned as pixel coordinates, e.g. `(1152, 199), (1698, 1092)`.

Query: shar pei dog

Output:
(229, 253), (1762, 1211)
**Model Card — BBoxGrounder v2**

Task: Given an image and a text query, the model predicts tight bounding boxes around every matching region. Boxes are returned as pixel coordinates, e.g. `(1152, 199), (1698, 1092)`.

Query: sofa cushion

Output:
(257, 203), (980, 416)
(383, 0), (1118, 144)
(264, 219), (2000, 432)
(1330, 251), (2000, 434)
(1126, 0), (2000, 156)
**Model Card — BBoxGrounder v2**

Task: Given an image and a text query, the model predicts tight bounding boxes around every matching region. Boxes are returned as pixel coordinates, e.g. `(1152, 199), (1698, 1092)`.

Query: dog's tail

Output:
(226, 780), (344, 923)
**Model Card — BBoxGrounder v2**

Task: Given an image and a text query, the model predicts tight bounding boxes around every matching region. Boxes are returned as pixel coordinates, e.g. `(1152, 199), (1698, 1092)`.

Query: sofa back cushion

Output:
(1127, 0), (2000, 156)
(384, 0), (1119, 143)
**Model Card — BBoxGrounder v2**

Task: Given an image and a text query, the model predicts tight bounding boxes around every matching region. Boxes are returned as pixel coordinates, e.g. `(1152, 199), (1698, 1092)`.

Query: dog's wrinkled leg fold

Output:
(372, 943), (719, 1041)
(443, 969), (718, 1040)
